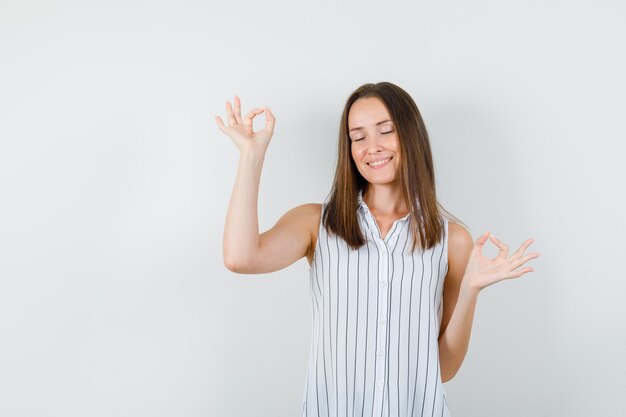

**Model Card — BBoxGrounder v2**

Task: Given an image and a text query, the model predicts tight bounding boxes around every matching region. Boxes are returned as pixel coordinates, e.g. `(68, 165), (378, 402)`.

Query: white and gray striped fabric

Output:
(301, 189), (451, 417)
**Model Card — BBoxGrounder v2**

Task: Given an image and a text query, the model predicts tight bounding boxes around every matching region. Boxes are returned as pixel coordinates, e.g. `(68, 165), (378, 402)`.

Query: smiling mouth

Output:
(367, 157), (392, 168)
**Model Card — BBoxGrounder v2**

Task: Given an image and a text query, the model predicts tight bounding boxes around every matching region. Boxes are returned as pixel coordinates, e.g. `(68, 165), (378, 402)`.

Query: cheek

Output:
(391, 137), (401, 155)
(351, 149), (365, 168)
(350, 144), (360, 159)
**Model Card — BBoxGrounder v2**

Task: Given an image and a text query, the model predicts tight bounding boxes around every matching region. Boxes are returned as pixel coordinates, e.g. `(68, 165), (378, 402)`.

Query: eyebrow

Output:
(349, 119), (393, 132)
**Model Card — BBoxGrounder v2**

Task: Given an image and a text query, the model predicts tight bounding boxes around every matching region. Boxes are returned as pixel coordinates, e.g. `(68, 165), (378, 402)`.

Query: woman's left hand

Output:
(462, 232), (541, 292)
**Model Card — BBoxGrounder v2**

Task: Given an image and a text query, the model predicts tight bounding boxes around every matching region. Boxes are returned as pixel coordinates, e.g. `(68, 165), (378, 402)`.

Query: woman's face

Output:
(348, 96), (400, 186)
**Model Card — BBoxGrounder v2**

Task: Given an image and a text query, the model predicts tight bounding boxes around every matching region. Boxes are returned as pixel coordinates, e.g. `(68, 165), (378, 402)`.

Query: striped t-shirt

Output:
(301, 189), (451, 417)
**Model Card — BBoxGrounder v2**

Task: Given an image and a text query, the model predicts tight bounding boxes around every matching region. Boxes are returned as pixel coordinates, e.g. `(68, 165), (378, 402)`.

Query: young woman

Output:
(215, 82), (540, 417)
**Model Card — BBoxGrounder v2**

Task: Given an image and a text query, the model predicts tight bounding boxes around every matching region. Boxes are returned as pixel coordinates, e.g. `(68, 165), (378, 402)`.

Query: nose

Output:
(367, 138), (385, 154)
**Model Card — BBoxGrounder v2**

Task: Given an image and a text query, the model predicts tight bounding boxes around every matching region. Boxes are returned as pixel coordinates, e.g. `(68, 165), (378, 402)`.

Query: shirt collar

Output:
(357, 188), (413, 221)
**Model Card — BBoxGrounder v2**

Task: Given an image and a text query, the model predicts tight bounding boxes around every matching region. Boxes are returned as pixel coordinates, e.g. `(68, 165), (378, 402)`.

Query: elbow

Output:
(440, 360), (463, 383)
(439, 352), (461, 383)
(438, 341), (466, 383)
(224, 253), (247, 273)
(441, 369), (458, 383)
(441, 370), (457, 383)
(224, 258), (240, 273)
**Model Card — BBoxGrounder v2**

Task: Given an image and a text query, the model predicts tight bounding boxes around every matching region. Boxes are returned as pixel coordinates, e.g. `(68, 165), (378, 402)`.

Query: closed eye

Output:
(352, 130), (392, 141)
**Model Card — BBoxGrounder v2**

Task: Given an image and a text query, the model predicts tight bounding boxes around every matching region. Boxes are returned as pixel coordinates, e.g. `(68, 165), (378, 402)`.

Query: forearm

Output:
(438, 281), (481, 382)
(223, 151), (265, 268)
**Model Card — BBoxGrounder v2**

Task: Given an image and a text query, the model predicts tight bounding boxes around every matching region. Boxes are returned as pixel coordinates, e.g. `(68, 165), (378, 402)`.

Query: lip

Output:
(367, 156), (392, 169)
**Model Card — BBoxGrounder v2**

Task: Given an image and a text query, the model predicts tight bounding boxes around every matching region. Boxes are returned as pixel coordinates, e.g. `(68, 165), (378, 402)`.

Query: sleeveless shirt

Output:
(301, 189), (451, 417)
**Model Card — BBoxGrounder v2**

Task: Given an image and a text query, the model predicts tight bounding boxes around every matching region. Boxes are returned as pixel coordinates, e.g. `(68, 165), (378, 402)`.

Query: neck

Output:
(362, 185), (408, 216)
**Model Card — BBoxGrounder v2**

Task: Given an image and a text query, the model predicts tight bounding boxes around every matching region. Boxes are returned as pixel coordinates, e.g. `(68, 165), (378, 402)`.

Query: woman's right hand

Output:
(215, 95), (275, 156)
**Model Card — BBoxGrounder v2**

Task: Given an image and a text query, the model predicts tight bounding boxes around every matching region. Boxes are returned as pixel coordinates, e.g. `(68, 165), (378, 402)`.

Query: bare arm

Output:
(216, 95), (314, 274)
(222, 150), (265, 271)
(233, 202), (319, 274)
(438, 223), (475, 382)
(438, 225), (540, 382)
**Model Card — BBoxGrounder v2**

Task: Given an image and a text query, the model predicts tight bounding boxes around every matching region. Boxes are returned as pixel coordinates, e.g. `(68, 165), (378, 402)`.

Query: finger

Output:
(225, 101), (237, 127)
(489, 234), (509, 258)
(215, 115), (229, 133)
(512, 238), (535, 257)
(509, 266), (534, 279)
(262, 106), (276, 133)
(243, 108), (264, 129)
(234, 95), (243, 125)
(511, 252), (541, 269)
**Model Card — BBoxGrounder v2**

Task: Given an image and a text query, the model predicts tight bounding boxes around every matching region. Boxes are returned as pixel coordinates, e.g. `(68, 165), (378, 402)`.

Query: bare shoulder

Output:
(287, 202), (322, 227)
(277, 202), (321, 223)
(447, 221), (473, 266)
(279, 201), (321, 243)
(448, 222), (473, 248)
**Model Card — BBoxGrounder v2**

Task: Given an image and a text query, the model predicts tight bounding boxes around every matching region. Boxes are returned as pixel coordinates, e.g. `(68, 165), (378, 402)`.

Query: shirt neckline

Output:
(357, 188), (411, 221)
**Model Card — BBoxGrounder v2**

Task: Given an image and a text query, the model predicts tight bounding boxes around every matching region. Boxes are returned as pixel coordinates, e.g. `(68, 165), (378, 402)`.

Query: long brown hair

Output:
(322, 81), (466, 252)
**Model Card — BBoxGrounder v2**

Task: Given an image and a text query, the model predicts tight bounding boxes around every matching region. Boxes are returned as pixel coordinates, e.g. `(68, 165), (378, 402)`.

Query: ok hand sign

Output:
(462, 232), (541, 291)
(215, 95), (276, 157)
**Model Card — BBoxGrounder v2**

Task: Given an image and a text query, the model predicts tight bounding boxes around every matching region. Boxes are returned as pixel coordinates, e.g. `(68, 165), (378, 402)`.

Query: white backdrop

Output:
(1, 0), (624, 416)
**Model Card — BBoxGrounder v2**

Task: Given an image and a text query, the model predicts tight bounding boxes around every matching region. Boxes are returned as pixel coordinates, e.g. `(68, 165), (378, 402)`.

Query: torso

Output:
(300, 199), (452, 416)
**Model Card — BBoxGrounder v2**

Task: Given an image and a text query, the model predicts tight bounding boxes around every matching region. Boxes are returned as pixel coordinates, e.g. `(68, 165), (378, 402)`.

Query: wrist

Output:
(239, 148), (266, 165)
(460, 277), (482, 297)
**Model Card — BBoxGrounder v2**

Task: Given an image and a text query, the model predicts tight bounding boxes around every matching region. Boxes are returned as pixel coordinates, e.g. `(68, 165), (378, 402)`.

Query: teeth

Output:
(368, 157), (391, 167)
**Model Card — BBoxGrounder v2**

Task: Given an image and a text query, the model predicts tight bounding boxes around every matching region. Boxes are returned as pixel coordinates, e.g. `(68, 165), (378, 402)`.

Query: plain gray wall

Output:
(1, 0), (624, 416)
